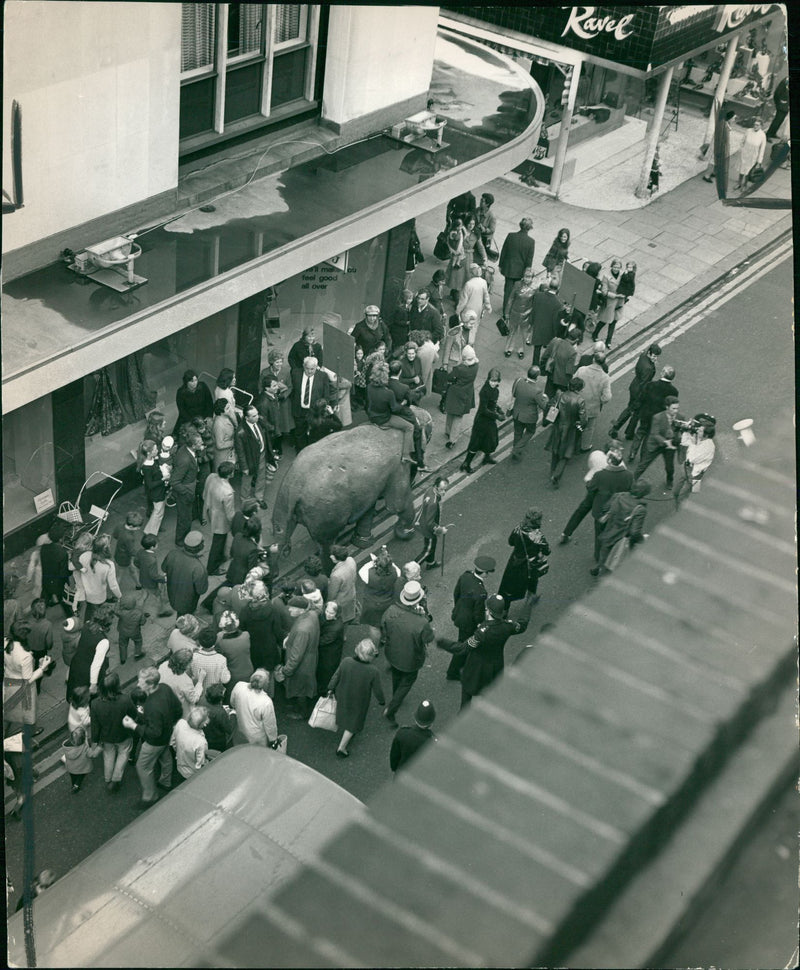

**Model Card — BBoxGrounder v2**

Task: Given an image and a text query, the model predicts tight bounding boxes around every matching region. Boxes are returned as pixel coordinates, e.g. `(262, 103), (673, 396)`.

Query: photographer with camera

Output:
(673, 414), (717, 507)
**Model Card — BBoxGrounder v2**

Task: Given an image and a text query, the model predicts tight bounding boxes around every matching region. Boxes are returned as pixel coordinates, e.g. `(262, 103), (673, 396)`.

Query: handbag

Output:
(269, 733), (288, 754)
(433, 231), (450, 261)
(496, 316), (510, 337)
(486, 238), (499, 262)
(748, 163), (765, 183)
(308, 694), (338, 732)
(543, 391), (561, 426)
(432, 366), (450, 396)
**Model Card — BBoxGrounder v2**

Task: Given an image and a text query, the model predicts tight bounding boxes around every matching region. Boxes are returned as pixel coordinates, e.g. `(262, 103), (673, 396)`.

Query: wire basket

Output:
(57, 501), (83, 524)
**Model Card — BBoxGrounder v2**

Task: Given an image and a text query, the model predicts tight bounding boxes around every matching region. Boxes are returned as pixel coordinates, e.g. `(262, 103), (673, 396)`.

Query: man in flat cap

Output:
(446, 555), (495, 682)
(350, 305), (392, 358)
(162, 530), (208, 615)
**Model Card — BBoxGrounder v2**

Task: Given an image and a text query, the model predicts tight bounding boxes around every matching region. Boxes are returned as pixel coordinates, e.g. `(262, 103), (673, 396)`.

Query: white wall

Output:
(2, 1), (181, 253)
(322, 5), (440, 125)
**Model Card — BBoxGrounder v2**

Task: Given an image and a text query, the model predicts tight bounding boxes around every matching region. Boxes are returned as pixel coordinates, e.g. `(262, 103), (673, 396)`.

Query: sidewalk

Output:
(3, 137), (792, 755)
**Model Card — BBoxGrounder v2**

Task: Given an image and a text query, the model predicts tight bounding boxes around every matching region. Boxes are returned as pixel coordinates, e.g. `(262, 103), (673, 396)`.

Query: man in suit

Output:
(171, 431), (200, 547)
(499, 217), (535, 318)
(290, 356), (335, 452)
(510, 365), (548, 461)
(408, 288), (444, 344)
(542, 326), (581, 398)
(203, 460), (236, 575)
(635, 396), (680, 491)
(574, 350), (612, 451)
(628, 365), (678, 461)
(446, 555), (495, 681)
(235, 405), (277, 509)
(587, 450), (634, 561)
(611, 343), (661, 439)
(529, 277), (564, 366)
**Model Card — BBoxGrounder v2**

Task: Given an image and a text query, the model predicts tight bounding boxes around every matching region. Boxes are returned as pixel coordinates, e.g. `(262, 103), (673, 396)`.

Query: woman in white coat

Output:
(737, 118), (766, 190)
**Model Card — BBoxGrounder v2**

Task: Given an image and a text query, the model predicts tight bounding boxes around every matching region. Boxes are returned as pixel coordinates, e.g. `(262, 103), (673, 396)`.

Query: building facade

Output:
(2, 3), (543, 556)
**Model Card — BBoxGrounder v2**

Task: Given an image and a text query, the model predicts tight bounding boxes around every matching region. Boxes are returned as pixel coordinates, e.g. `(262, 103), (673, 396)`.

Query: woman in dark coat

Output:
(498, 508), (551, 612)
(397, 342), (425, 399)
(316, 601), (345, 697)
(545, 376), (587, 488)
(288, 326), (323, 373)
(460, 369), (504, 473)
(443, 344), (479, 448)
(257, 351), (294, 457)
(239, 581), (287, 674)
(542, 227), (570, 276)
(307, 399), (343, 445)
(327, 638), (385, 757)
(358, 547), (401, 627)
(174, 369), (214, 436)
(226, 518), (264, 587)
(388, 290), (414, 350)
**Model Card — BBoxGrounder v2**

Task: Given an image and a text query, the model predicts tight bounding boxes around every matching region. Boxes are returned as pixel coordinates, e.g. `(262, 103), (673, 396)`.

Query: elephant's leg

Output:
(394, 490), (417, 540)
(279, 513), (298, 558)
(353, 504), (377, 547)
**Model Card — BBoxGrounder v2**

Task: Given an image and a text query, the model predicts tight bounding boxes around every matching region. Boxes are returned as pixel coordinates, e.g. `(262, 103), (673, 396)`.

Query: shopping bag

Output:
(432, 366), (450, 396)
(308, 695), (338, 731)
(270, 733), (288, 754)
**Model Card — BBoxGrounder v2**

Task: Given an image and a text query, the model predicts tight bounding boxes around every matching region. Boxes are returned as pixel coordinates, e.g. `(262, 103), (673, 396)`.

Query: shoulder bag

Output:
(486, 238), (499, 262)
(433, 231), (450, 261)
(543, 391), (561, 426)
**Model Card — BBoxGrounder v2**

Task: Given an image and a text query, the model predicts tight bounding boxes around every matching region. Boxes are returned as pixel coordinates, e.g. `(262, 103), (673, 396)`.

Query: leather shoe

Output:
(445, 441), (454, 450)
(383, 709), (398, 728)
(558, 533), (570, 545)
(589, 566), (601, 576)
(258, 500), (268, 510)
(482, 456), (497, 465)
(702, 175), (713, 182)
(336, 748), (350, 758)
(424, 561), (441, 570)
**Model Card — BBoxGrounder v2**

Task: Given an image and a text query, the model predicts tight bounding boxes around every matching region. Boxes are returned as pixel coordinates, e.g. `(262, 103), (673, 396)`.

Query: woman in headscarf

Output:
(443, 344), (479, 450)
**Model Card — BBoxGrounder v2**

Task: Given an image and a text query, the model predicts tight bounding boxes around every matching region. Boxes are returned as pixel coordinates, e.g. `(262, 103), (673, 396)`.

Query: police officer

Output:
(446, 555), (495, 682)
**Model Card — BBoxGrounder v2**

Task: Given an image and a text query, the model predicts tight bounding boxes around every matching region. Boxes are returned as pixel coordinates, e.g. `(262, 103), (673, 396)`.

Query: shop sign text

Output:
(560, 6), (636, 41)
(713, 4), (775, 32)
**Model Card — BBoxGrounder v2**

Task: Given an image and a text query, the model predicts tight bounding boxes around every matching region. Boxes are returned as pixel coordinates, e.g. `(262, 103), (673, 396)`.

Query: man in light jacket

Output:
(510, 365), (548, 461)
(574, 350), (612, 451)
(203, 461), (236, 575)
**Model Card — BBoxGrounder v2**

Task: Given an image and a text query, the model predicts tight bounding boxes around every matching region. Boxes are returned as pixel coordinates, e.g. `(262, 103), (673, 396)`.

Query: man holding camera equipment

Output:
(627, 365), (679, 462)
(673, 415), (717, 507)
(634, 396), (681, 491)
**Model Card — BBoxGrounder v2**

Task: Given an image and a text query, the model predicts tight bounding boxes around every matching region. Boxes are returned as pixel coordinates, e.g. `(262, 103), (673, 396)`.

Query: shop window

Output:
(83, 310), (237, 479)
(179, 2), (319, 150)
(2, 395), (57, 534)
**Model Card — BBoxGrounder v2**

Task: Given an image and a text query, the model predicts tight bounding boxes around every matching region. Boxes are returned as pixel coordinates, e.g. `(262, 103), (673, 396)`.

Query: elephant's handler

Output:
(366, 362), (426, 471)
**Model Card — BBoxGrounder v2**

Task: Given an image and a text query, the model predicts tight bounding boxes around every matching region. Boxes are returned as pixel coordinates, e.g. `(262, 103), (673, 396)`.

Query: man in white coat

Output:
(456, 265), (492, 345)
(203, 461), (236, 575)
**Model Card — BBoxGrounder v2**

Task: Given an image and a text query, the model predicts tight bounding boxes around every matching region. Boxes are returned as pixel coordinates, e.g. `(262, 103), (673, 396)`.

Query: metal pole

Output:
(635, 66), (674, 199)
(701, 35), (740, 153)
(550, 60), (582, 198)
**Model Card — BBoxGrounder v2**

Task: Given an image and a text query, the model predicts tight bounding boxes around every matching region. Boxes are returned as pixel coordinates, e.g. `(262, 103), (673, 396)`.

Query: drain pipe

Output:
(635, 65), (674, 199)
(550, 60), (582, 198)
(700, 35), (739, 156)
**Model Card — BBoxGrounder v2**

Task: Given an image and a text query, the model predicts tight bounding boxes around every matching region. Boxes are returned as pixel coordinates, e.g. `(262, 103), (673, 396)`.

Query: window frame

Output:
(179, 2), (320, 150)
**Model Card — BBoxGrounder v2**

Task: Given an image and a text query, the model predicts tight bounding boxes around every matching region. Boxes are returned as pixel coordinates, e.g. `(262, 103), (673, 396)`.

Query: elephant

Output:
(271, 424), (418, 557)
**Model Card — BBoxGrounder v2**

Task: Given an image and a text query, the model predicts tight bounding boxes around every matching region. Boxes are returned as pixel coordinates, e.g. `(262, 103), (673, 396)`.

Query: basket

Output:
(57, 501), (83, 524)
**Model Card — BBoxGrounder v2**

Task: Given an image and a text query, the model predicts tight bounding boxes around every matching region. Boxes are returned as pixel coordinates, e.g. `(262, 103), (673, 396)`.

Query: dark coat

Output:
(239, 599), (287, 671)
(467, 381), (502, 454)
(162, 547), (209, 615)
(328, 656), (385, 733)
(451, 570), (488, 639)
(459, 615), (528, 697)
(530, 289), (564, 347)
(545, 390), (586, 460)
(351, 317), (392, 357)
(444, 362), (479, 416)
(408, 303), (444, 343)
(388, 302), (413, 349)
(215, 631), (254, 687)
(416, 487), (441, 540)
(290, 369), (335, 419)
(282, 610), (319, 699)
(226, 534), (263, 586)
(390, 725), (435, 772)
(170, 446), (198, 502)
(499, 230), (535, 280)
(397, 355), (424, 392)
(174, 381), (213, 434)
(588, 466), (635, 519)
(316, 616), (345, 696)
(381, 602), (434, 673)
(40, 541), (70, 599)
(498, 527), (550, 601)
(638, 379), (679, 422)
(66, 625), (109, 698)
(359, 565), (399, 627)
(91, 694), (137, 745)
(288, 339), (323, 373)
(234, 418), (274, 474)
(627, 353), (657, 406)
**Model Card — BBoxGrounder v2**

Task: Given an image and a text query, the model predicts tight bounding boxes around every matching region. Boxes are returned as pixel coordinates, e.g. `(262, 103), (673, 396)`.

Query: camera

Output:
(675, 412), (716, 435)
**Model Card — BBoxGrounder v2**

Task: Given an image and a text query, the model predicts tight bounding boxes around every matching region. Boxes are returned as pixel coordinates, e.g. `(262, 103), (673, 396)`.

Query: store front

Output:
(441, 4), (784, 194)
(2, 224), (406, 557)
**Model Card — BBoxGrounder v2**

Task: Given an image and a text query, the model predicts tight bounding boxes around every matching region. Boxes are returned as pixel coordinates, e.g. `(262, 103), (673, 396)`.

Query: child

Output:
(27, 598), (55, 694)
(113, 510), (144, 591)
(115, 591), (148, 664)
(61, 726), (92, 793)
(617, 261), (637, 303)
(133, 534), (172, 618)
(648, 149), (661, 195)
(67, 686), (92, 737)
(61, 616), (83, 675)
(127, 686), (147, 766)
(159, 436), (175, 483)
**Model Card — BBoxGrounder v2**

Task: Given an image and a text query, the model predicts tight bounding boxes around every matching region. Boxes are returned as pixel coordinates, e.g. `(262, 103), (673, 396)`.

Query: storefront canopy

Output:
(444, 5), (782, 75)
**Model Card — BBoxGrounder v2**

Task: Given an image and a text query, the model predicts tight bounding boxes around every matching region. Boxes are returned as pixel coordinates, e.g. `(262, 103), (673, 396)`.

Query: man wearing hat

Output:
(161, 531), (209, 616)
(350, 305), (392, 358)
(446, 555), (495, 682)
(381, 580), (435, 727)
(439, 594), (527, 709)
(389, 699), (437, 773)
(275, 596), (319, 719)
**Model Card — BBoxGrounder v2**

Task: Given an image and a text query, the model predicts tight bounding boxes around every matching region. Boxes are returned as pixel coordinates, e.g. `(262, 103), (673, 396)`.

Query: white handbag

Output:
(308, 695), (338, 732)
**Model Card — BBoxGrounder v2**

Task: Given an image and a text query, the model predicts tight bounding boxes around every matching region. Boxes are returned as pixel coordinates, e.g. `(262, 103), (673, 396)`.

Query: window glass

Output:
(270, 48), (307, 108)
(83, 309), (237, 478)
(275, 4), (306, 45)
(181, 3), (217, 74)
(3, 395), (56, 534)
(228, 3), (264, 58)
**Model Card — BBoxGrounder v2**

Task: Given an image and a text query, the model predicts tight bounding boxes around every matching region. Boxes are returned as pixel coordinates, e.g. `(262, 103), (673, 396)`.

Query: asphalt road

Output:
(5, 256), (795, 959)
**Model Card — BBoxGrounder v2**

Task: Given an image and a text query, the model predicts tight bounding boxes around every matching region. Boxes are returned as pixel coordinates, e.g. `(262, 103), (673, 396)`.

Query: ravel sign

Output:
(450, 4), (780, 74)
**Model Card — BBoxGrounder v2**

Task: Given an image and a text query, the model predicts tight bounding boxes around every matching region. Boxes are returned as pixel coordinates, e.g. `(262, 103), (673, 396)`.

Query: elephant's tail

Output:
(271, 473), (293, 538)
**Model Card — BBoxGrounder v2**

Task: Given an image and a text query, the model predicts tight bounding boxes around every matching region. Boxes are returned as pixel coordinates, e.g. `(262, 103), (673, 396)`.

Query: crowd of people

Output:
(4, 185), (719, 827)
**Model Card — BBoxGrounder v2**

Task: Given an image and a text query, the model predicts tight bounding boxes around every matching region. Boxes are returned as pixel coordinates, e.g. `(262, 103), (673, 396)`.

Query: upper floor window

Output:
(179, 3), (319, 148)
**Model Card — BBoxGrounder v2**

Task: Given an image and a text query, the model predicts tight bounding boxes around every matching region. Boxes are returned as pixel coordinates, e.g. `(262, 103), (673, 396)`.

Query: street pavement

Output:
(5, 255), (795, 965)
